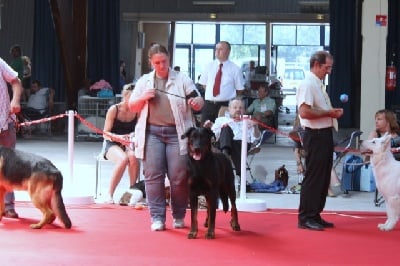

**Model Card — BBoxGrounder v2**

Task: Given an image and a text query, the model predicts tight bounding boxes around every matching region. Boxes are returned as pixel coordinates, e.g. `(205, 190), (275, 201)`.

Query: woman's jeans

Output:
(0, 122), (16, 211)
(143, 125), (188, 223)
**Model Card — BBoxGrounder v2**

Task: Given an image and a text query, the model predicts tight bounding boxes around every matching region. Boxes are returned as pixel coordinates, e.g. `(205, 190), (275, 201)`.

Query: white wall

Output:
(360, 0), (388, 139)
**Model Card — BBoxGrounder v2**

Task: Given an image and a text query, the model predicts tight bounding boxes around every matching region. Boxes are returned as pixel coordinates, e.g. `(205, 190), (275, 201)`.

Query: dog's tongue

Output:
(192, 152), (202, 160)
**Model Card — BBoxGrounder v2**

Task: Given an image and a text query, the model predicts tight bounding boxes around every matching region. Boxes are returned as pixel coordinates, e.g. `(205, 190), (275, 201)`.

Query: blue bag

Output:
(360, 164), (376, 192)
(341, 154), (363, 191)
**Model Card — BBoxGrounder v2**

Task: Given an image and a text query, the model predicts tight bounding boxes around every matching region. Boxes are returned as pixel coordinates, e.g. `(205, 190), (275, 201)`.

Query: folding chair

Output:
(246, 130), (270, 181)
(21, 107), (52, 135)
(19, 87), (55, 136)
(95, 152), (112, 199)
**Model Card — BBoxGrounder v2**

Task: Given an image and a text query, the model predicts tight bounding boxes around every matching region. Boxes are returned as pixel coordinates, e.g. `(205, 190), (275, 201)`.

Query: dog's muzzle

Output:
(190, 147), (203, 160)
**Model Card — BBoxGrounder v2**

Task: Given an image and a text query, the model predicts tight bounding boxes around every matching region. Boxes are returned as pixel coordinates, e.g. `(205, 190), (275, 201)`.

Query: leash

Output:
(155, 88), (186, 99)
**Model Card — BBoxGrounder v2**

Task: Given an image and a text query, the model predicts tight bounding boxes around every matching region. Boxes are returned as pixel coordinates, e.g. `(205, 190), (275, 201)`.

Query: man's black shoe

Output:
(298, 220), (324, 231)
(318, 218), (334, 228)
(3, 209), (19, 219)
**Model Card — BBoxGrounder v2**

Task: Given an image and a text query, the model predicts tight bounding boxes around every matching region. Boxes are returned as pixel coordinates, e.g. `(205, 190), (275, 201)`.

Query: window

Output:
(193, 24), (216, 44)
(297, 25), (320, 45)
(175, 23), (192, 43)
(244, 24), (266, 44)
(272, 25), (296, 45)
(220, 24), (243, 44)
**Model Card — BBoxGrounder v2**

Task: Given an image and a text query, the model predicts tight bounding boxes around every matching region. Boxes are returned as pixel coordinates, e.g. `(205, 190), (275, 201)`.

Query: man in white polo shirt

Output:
(296, 51), (343, 231)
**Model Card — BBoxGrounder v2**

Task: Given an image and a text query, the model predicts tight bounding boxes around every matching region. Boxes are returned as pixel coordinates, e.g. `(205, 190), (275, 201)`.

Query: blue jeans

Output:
(0, 122), (16, 211)
(143, 125), (188, 223)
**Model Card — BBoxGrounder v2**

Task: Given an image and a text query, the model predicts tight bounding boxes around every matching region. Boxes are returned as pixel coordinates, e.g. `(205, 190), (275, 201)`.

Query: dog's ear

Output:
(382, 134), (392, 151)
(181, 127), (196, 140)
(204, 127), (216, 140)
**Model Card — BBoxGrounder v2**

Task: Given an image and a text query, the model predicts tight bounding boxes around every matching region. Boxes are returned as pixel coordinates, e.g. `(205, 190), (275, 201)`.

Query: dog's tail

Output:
(51, 172), (72, 229)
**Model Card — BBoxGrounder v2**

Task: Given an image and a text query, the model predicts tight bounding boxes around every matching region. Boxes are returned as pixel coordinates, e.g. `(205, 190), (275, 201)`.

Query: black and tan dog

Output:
(0, 146), (72, 229)
(182, 127), (240, 239)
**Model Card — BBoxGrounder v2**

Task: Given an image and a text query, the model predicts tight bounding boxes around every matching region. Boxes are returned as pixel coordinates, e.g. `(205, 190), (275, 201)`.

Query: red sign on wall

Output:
(376, 15), (387, 27)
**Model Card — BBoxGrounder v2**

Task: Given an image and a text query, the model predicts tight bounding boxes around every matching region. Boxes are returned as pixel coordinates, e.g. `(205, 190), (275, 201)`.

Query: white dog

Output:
(361, 133), (400, 231)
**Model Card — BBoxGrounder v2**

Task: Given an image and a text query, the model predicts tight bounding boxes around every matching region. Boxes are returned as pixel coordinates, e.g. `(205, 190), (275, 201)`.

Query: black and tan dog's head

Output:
(275, 164), (289, 187)
(182, 127), (215, 161)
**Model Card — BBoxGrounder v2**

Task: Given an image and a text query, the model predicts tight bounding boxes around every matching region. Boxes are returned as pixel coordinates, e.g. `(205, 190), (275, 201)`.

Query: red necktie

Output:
(213, 63), (223, 97)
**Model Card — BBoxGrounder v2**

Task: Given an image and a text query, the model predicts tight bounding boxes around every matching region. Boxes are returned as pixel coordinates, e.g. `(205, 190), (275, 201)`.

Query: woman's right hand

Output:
(141, 88), (156, 101)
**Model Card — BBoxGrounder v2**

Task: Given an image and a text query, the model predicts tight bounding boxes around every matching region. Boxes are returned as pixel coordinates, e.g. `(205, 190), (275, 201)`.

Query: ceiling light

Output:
(193, 1), (235, 5)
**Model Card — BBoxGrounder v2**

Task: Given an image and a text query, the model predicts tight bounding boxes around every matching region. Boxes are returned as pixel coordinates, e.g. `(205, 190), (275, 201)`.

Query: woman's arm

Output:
(103, 105), (117, 141)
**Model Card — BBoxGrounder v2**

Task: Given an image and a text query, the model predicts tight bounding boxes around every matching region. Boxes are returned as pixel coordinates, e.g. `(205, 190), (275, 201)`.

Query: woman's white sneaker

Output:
(151, 221), (166, 231)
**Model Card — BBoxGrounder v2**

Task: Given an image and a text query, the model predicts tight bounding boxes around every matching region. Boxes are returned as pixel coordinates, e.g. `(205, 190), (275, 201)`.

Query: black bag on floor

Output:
(341, 154), (363, 192)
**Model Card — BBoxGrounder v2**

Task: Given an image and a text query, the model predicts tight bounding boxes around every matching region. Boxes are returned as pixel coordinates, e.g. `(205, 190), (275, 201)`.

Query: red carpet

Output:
(0, 202), (398, 266)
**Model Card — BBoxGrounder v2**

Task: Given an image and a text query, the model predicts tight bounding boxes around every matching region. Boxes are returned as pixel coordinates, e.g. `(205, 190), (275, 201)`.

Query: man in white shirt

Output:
(205, 98), (260, 177)
(296, 51), (343, 231)
(24, 79), (54, 118)
(199, 41), (244, 124)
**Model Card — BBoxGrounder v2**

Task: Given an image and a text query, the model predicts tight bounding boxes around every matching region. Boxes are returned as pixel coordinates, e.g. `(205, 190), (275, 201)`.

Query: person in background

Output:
(205, 98), (260, 177)
(102, 84), (139, 204)
(119, 60), (127, 93)
(173, 66), (180, 72)
(199, 41), (244, 124)
(244, 60), (256, 91)
(21, 56), (32, 102)
(367, 109), (400, 160)
(9, 44), (24, 82)
(0, 57), (23, 218)
(246, 82), (276, 134)
(296, 50), (343, 231)
(128, 43), (204, 231)
(23, 80), (55, 118)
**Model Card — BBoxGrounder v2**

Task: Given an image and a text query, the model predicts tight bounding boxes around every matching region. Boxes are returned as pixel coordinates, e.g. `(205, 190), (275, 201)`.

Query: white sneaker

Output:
(173, 218), (185, 229)
(104, 197), (114, 204)
(151, 221), (165, 231)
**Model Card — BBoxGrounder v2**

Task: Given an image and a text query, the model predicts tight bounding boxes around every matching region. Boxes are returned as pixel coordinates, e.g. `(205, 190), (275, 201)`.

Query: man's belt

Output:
(305, 127), (332, 132)
(205, 100), (229, 106)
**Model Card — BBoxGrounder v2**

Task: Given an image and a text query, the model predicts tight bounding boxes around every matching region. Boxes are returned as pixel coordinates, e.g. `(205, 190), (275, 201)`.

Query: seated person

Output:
(246, 82), (276, 139)
(102, 84), (140, 204)
(23, 79), (55, 119)
(367, 109), (400, 160)
(205, 98), (260, 176)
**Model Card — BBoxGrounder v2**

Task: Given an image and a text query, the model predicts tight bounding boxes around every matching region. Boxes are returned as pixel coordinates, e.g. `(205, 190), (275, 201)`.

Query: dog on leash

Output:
(181, 127), (240, 239)
(361, 133), (400, 231)
(0, 146), (72, 229)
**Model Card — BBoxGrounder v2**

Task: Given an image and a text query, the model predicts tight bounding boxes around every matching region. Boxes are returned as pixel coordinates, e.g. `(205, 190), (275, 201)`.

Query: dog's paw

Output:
(188, 231), (197, 239)
(205, 231), (215, 239)
(378, 223), (394, 231)
(230, 220), (241, 231)
(30, 223), (44, 229)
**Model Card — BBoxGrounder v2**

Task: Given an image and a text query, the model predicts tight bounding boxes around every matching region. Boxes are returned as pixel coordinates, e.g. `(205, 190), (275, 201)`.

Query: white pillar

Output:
(360, 0), (388, 139)
(235, 115), (267, 212)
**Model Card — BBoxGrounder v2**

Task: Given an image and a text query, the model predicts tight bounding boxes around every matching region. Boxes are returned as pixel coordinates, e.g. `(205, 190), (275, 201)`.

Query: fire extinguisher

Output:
(386, 62), (397, 91)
